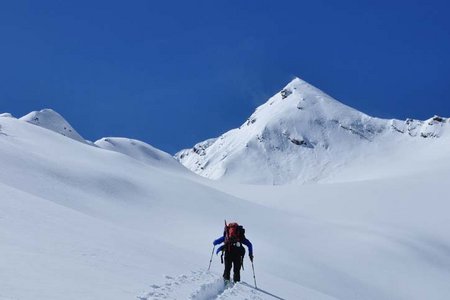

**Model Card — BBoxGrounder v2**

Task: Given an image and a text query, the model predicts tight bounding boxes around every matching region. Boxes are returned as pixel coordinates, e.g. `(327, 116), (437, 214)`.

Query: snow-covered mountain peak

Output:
(242, 76), (370, 134)
(278, 76), (333, 101)
(20, 109), (86, 143)
(282, 76), (308, 89)
(176, 77), (450, 184)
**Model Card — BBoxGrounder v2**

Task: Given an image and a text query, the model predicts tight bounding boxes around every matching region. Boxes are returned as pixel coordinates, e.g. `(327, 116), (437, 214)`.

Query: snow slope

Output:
(0, 116), (313, 300)
(1, 108), (450, 300)
(176, 78), (450, 184)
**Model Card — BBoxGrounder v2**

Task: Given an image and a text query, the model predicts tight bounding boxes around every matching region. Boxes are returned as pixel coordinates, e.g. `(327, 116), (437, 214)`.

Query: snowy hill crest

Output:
(176, 77), (450, 184)
(94, 137), (188, 173)
(12, 109), (184, 172)
(19, 109), (86, 143)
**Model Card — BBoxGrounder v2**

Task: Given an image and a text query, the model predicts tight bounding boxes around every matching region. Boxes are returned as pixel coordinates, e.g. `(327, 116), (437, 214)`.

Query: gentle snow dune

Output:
(1, 107), (450, 300)
(94, 137), (188, 173)
(176, 77), (450, 184)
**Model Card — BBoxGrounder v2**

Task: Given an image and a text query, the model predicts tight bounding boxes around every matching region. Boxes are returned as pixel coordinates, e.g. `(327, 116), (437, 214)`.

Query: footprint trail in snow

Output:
(139, 271), (266, 299)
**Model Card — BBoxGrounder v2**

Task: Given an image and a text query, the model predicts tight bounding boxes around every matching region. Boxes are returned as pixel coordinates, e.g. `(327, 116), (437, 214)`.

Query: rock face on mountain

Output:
(175, 78), (449, 184)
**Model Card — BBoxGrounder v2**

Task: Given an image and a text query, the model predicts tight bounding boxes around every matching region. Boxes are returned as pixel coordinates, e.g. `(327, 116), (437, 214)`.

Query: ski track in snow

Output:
(139, 271), (265, 300)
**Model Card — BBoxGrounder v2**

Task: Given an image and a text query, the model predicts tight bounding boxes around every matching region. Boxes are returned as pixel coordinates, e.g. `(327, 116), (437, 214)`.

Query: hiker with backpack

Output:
(213, 221), (253, 283)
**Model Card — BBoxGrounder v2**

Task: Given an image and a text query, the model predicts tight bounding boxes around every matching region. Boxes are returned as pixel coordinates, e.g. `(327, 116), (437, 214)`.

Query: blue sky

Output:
(1, 0), (449, 153)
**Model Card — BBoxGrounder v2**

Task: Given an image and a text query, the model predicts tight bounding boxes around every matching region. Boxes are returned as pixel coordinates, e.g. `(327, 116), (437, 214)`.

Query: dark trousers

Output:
(223, 249), (242, 282)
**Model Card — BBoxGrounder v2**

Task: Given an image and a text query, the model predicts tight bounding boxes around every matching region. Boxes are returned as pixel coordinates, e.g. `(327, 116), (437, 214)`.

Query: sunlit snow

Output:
(1, 78), (449, 299)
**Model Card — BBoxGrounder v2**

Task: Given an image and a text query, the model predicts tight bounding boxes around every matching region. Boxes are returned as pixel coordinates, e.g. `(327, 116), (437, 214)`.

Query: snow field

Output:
(1, 96), (450, 300)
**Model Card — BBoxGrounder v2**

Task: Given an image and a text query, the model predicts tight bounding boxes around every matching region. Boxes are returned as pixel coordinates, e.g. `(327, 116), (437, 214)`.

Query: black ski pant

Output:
(223, 250), (242, 282)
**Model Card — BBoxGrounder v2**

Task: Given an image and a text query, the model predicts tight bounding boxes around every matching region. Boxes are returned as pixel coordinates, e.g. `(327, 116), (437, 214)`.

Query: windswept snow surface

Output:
(1, 105), (450, 300)
(176, 78), (450, 184)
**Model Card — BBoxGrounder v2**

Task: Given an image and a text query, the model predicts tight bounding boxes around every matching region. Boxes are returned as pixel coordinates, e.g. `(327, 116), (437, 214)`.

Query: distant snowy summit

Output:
(175, 77), (450, 184)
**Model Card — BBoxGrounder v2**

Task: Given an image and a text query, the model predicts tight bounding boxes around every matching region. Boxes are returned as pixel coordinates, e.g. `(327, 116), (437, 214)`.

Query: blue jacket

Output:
(213, 235), (253, 257)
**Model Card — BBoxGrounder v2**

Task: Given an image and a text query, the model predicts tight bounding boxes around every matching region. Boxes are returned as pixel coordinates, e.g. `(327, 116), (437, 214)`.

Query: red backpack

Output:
(225, 222), (245, 245)
(221, 221), (247, 263)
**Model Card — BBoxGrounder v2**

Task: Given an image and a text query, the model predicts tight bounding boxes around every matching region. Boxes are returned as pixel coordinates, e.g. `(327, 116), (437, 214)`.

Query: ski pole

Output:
(251, 260), (257, 289)
(208, 245), (215, 271)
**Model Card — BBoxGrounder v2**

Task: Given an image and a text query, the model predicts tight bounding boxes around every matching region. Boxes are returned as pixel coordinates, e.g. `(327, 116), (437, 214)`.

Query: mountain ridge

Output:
(3, 77), (448, 185)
